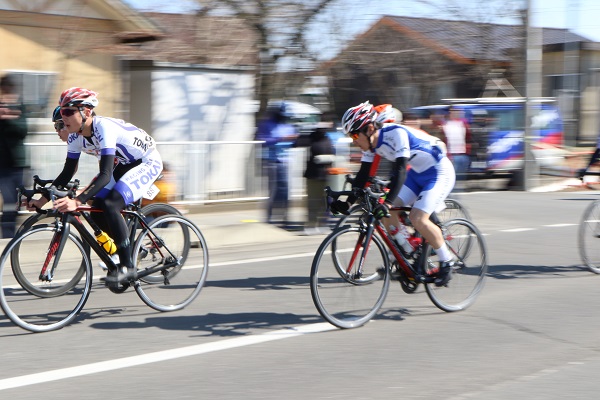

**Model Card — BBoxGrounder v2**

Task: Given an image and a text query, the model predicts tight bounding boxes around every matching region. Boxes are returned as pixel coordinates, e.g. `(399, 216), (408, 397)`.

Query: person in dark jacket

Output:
(0, 74), (28, 238)
(303, 122), (335, 235)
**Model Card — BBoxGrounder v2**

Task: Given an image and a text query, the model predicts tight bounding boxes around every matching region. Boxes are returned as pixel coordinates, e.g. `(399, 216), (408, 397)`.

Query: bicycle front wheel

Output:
(0, 224), (93, 332)
(424, 218), (487, 312)
(133, 215), (208, 312)
(579, 200), (600, 274)
(332, 205), (368, 230)
(310, 226), (390, 329)
(11, 220), (88, 298)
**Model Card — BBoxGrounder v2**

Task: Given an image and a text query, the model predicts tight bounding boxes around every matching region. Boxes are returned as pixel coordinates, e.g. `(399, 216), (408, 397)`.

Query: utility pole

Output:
(523, 0), (542, 190)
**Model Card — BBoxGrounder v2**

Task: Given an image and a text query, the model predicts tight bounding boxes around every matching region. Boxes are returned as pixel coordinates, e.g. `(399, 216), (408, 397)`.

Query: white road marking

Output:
(499, 228), (536, 233)
(0, 322), (336, 391)
(543, 224), (577, 228)
(211, 252), (315, 267)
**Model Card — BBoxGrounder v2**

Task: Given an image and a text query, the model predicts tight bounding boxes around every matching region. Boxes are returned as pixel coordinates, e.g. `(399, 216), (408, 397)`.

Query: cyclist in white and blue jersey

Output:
(29, 87), (163, 284)
(332, 101), (456, 286)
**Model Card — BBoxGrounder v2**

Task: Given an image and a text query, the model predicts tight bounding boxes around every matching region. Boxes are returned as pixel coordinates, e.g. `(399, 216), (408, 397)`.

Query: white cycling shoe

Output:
(98, 254), (120, 271)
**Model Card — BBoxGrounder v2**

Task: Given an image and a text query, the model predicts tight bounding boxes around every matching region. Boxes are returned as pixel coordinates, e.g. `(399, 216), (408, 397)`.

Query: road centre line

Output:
(0, 322), (336, 391)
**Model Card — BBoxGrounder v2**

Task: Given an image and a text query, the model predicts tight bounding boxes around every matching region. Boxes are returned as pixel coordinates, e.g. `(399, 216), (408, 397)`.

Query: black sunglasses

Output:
(60, 108), (80, 117)
(54, 121), (65, 131)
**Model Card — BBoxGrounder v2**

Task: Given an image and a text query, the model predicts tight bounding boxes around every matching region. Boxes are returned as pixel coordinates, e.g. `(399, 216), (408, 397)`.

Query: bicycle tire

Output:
(137, 203), (185, 284)
(0, 224), (93, 332)
(332, 204), (368, 230)
(423, 218), (487, 312)
(15, 210), (58, 236)
(438, 198), (471, 222)
(310, 225), (390, 329)
(578, 200), (600, 274)
(11, 222), (88, 298)
(133, 215), (208, 312)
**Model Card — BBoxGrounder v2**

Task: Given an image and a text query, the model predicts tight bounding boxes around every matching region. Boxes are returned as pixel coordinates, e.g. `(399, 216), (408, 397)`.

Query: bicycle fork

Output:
(346, 226), (375, 280)
(40, 221), (70, 282)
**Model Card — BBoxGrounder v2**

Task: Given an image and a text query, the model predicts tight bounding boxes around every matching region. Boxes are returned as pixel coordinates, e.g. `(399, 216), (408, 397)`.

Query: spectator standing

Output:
(0, 74), (28, 238)
(302, 122), (335, 235)
(256, 102), (298, 225)
(442, 106), (472, 191)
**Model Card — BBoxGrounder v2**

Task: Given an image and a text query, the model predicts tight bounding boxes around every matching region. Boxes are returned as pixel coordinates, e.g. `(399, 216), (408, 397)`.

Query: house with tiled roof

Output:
(323, 15), (600, 144)
(0, 0), (163, 120)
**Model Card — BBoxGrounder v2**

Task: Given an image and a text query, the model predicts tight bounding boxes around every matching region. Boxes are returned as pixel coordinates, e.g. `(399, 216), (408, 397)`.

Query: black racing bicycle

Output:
(0, 184), (208, 333)
(10, 175), (184, 297)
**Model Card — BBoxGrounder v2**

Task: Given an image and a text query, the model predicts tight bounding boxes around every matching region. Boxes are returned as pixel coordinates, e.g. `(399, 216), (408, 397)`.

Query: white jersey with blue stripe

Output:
(65, 116), (156, 163)
(360, 123), (446, 173)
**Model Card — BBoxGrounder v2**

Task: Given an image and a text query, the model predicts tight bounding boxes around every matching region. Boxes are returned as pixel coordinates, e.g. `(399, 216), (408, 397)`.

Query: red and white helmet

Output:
(342, 101), (376, 135)
(374, 104), (401, 124)
(59, 87), (99, 108)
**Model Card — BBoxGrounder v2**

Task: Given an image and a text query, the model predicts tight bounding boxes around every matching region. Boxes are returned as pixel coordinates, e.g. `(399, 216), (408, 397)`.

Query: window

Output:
(3, 71), (56, 118)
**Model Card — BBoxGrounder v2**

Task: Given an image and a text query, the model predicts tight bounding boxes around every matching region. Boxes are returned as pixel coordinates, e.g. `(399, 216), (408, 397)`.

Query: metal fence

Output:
(23, 134), (352, 205)
(23, 140), (316, 205)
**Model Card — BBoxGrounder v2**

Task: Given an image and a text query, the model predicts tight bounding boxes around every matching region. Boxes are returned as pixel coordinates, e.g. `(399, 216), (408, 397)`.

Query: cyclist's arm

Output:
(75, 154), (114, 204)
(53, 157), (79, 189)
(28, 157), (79, 206)
(385, 157), (407, 205)
(344, 161), (373, 205)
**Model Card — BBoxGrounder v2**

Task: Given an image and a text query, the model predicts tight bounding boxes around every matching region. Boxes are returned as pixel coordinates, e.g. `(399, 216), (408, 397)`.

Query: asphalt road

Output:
(0, 189), (599, 399)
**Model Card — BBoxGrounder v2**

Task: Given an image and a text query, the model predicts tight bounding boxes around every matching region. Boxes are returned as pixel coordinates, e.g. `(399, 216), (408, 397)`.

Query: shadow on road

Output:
(89, 311), (324, 336)
(205, 275), (309, 290)
(488, 264), (588, 279)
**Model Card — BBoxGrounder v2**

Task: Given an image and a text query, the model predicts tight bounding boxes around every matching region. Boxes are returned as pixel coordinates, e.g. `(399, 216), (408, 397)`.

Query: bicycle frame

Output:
(345, 201), (442, 286)
(43, 206), (181, 283)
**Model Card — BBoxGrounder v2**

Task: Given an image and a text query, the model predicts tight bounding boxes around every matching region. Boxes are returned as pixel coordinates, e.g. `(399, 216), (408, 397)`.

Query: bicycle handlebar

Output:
(17, 177), (81, 214)
(325, 185), (385, 203)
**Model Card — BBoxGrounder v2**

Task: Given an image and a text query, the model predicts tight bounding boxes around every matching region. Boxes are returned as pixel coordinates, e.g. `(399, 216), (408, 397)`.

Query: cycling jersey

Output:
(358, 123), (454, 214)
(56, 116), (163, 205)
(360, 123), (445, 173)
(65, 116), (156, 163)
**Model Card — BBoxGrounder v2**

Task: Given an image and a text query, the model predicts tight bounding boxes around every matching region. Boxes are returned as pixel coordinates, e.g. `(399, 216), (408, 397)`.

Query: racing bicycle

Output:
(578, 171), (600, 273)
(310, 185), (487, 329)
(0, 184), (208, 332)
(10, 175), (184, 297)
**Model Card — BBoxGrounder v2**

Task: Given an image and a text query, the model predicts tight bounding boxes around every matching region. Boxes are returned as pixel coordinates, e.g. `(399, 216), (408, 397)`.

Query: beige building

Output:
(0, 0), (162, 122)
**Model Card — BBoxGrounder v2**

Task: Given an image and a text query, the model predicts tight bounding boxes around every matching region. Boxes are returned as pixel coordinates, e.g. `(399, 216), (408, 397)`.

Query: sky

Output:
(123, 0), (600, 47)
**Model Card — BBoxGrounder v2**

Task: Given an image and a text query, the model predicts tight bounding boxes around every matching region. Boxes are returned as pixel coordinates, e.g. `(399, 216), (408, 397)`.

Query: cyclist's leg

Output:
(107, 154), (164, 281)
(102, 190), (131, 267)
(385, 173), (418, 234)
(406, 159), (455, 284)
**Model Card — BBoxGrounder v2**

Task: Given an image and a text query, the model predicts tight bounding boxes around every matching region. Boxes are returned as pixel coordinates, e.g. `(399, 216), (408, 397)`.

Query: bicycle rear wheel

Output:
(310, 226), (390, 329)
(136, 203), (186, 284)
(424, 218), (487, 312)
(438, 198), (471, 222)
(0, 224), (93, 332)
(133, 215), (208, 312)
(579, 200), (600, 273)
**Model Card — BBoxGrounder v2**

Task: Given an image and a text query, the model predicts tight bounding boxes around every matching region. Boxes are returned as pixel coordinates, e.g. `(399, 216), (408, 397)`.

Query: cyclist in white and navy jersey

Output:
(331, 101), (456, 286)
(29, 87), (163, 284)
